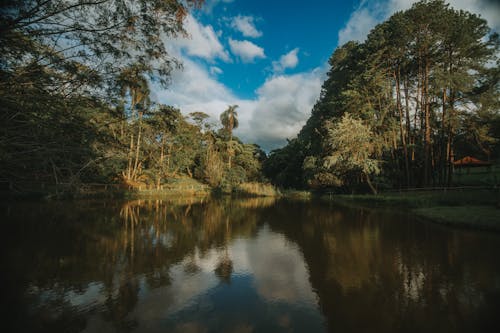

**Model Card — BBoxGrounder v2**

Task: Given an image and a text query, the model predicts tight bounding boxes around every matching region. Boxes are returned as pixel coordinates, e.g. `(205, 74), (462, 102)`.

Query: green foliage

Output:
(321, 115), (382, 192)
(324, 115), (381, 174)
(267, 0), (500, 192)
(263, 139), (307, 189)
(0, 0), (268, 193)
(0, 0), (208, 191)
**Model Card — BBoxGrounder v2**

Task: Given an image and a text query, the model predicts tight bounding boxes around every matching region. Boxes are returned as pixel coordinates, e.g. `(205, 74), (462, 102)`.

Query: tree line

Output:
(0, 0), (266, 193)
(264, 0), (500, 193)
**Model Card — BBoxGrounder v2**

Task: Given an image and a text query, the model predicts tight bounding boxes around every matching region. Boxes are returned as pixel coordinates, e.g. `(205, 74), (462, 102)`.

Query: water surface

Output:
(2, 197), (500, 332)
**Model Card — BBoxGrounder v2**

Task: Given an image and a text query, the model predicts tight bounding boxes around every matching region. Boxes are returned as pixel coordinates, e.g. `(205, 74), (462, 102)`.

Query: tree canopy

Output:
(264, 0), (500, 192)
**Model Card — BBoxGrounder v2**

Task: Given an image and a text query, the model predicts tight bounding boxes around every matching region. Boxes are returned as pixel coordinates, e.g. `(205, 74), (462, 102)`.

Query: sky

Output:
(155, 0), (500, 151)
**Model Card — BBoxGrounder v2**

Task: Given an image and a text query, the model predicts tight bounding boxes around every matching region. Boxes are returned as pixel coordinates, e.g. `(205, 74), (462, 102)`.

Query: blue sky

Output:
(154, 0), (500, 151)
(196, 0), (355, 99)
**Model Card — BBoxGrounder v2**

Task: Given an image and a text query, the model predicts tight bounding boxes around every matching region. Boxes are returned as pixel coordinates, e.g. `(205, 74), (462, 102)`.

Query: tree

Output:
(268, 0), (499, 192)
(323, 114), (382, 194)
(220, 105), (239, 169)
(0, 0), (204, 93)
(0, 0), (205, 190)
(117, 65), (151, 182)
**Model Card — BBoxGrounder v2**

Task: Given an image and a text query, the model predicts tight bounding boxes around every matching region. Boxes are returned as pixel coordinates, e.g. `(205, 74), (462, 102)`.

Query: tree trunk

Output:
(157, 137), (165, 190)
(403, 76), (413, 185)
(395, 68), (410, 187)
(423, 58), (431, 186)
(132, 111), (143, 180)
(127, 134), (134, 180)
(228, 131), (233, 169)
(365, 173), (377, 195)
(447, 91), (456, 187)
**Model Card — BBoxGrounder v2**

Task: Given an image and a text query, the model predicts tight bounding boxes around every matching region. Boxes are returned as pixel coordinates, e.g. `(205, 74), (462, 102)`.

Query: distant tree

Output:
(189, 111), (212, 133)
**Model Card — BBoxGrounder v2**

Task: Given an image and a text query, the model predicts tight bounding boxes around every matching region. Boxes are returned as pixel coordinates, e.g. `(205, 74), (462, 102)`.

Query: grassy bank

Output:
(327, 189), (500, 231)
(232, 182), (280, 197)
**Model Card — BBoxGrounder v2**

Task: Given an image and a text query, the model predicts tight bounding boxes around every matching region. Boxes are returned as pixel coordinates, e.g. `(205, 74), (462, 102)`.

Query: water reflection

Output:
(2, 198), (500, 332)
(266, 201), (500, 332)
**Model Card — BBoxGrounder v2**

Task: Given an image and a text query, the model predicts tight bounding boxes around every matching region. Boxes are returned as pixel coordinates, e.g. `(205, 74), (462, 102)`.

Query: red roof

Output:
(453, 156), (492, 166)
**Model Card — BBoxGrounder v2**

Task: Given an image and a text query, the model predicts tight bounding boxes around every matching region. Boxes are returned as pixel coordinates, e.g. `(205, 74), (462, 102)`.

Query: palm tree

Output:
(220, 105), (239, 168)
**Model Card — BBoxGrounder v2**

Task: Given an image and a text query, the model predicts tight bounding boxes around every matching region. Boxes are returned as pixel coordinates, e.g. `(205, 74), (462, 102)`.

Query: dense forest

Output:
(264, 0), (500, 192)
(0, 0), (266, 194)
(1, 0), (499, 195)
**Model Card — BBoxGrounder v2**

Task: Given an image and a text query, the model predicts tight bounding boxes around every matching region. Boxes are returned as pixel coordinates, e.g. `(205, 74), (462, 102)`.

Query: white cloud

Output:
(203, 0), (235, 14)
(228, 38), (266, 63)
(152, 51), (325, 151)
(244, 69), (325, 150)
(210, 66), (223, 75)
(338, 0), (500, 46)
(154, 15), (323, 151)
(174, 14), (230, 62)
(231, 15), (263, 38)
(153, 57), (235, 116)
(338, 6), (380, 46)
(272, 48), (300, 73)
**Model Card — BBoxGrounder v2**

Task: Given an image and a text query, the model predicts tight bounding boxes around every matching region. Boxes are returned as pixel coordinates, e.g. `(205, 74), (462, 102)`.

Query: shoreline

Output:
(322, 189), (500, 232)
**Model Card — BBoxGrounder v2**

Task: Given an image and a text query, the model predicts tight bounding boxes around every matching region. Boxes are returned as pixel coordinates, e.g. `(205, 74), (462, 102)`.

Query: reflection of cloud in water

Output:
(129, 248), (220, 323)
(231, 225), (317, 305)
(27, 220), (319, 332)
(66, 282), (107, 308)
(127, 225), (319, 331)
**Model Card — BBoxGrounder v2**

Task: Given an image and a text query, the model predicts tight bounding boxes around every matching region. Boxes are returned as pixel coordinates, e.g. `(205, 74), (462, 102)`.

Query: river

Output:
(2, 197), (500, 332)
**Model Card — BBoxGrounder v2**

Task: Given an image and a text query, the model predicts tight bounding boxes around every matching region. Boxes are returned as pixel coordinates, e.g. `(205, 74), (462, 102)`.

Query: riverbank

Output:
(325, 189), (500, 231)
(0, 178), (284, 200)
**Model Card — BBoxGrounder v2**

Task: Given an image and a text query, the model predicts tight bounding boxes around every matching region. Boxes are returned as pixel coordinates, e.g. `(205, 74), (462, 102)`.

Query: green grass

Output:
(327, 189), (500, 231)
(414, 206), (500, 231)
(331, 190), (499, 207)
(453, 166), (500, 186)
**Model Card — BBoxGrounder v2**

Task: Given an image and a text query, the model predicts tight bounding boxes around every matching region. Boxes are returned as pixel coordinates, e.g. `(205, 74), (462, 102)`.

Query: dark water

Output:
(2, 197), (500, 333)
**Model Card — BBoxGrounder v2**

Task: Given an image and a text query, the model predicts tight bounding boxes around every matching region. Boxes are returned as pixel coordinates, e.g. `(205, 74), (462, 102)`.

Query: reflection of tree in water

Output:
(3, 197), (264, 332)
(265, 201), (500, 333)
(215, 217), (233, 284)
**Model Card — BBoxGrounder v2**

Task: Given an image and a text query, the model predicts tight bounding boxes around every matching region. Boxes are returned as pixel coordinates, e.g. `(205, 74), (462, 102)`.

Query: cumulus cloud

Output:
(152, 52), (324, 151)
(153, 57), (236, 117)
(338, 0), (500, 46)
(174, 14), (230, 61)
(241, 227), (318, 304)
(230, 15), (263, 38)
(272, 48), (300, 73)
(228, 38), (266, 63)
(244, 69), (325, 150)
(154, 15), (324, 151)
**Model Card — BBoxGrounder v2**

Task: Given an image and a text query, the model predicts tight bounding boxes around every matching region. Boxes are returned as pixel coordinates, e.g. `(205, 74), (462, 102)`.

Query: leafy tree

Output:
(0, 0), (206, 190)
(322, 114), (382, 194)
(0, 0), (204, 92)
(118, 64), (151, 182)
(269, 0), (499, 192)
